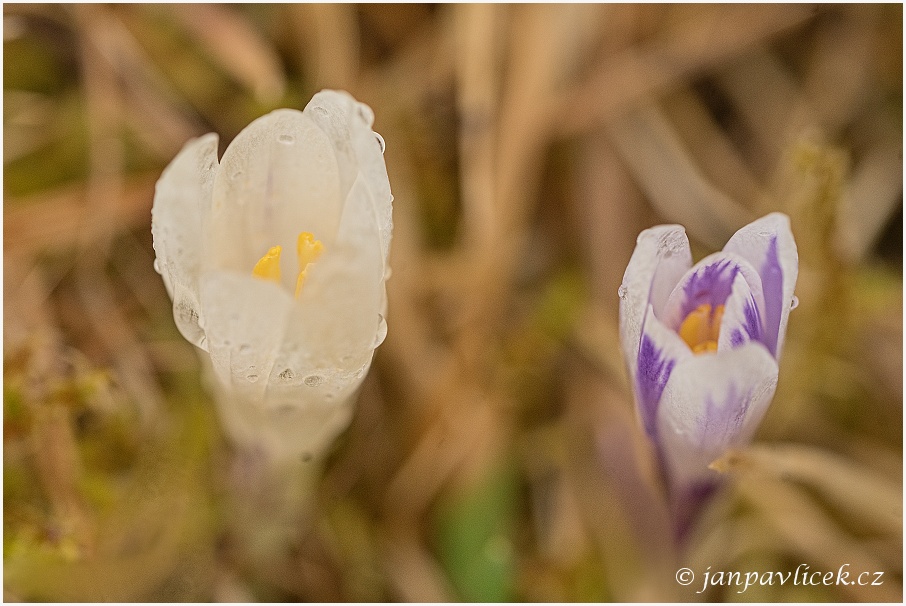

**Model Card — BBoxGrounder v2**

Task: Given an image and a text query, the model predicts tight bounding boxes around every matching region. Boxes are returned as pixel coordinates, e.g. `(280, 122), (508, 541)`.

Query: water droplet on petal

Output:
(153, 259), (162, 274)
(277, 133), (295, 145)
(618, 284), (628, 300)
(231, 169), (243, 180)
(247, 374), (259, 382)
(239, 344), (251, 354)
(790, 295), (799, 310)
(383, 267), (393, 280)
(279, 368), (294, 381)
(304, 375), (324, 387)
(375, 132), (386, 154)
(374, 314), (388, 347)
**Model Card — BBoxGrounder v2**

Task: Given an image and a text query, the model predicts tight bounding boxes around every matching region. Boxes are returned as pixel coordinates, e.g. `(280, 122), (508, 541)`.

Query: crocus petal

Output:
(717, 272), (764, 352)
(205, 108), (346, 287)
(722, 212), (798, 358)
(660, 251), (766, 334)
(311, 90), (393, 269)
(619, 225), (692, 382)
(656, 341), (779, 487)
(199, 270), (294, 399)
(636, 306), (693, 439)
(212, 374), (357, 461)
(151, 133), (219, 348)
(272, 176), (384, 386)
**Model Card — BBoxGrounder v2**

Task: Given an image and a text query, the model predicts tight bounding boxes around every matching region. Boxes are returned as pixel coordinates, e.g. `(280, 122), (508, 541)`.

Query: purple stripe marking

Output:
(680, 259), (739, 320)
(701, 384), (750, 447)
(759, 237), (784, 357)
(730, 296), (763, 348)
(636, 332), (675, 439)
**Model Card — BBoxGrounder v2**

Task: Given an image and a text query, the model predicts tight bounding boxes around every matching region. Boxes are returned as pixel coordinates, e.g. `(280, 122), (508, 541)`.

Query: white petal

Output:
(272, 175), (384, 386)
(205, 108), (345, 290)
(337, 92), (394, 269)
(657, 342), (779, 488)
(199, 270), (294, 403)
(635, 305), (693, 439)
(722, 213), (798, 358)
(619, 225), (692, 382)
(151, 133), (219, 348)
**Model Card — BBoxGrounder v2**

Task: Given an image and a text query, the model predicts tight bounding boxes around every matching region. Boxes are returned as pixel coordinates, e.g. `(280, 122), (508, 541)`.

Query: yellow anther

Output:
(294, 232), (324, 298)
(252, 245), (282, 282)
(678, 303), (724, 354)
(297, 232), (324, 267)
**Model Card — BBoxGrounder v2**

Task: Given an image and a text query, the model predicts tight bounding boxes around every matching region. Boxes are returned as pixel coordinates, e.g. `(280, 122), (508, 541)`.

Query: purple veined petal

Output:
(723, 213), (799, 359)
(718, 271), (765, 352)
(661, 251), (766, 334)
(635, 305), (692, 440)
(656, 341), (778, 489)
(619, 225), (692, 383)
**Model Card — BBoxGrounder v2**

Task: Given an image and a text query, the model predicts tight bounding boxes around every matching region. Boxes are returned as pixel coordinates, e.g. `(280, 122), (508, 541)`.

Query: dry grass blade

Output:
(556, 4), (816, 137)
(713, 443), (902, 536)
(173, 4), (286, 104)
(736, 475), (902, 602)
(4, 176), (158, 259)
(837, 137), (904, 262)
(606, 101), (755, 248)
(288, 4), (359, 91)
(662, 87), (768, 210)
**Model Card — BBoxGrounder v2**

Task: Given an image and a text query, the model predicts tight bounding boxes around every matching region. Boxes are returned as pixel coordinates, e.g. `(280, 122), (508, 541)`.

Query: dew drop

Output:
(153, 259), (162, 274)
(374, 314), (388, 347)
(375, 132), (386, 154)
(239, 344), (252, 354)
(231, 169), (243, 180)
(383, 267), (393, 280)
(279, 368), (295, 381)
(790, 295), (799, 310)
(247, 374), (259, 382)
(304, 375), (324, 387)
(277, 133), (295, 145)
(618, 284), (628, 300)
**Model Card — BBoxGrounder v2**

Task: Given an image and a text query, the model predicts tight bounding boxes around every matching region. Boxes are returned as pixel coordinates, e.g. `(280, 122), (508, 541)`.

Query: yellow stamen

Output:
(678, 303), (724, 354)
(294, 232), (324, 298)
(252, 245), (282, 282)
(297, 232), (324, 267)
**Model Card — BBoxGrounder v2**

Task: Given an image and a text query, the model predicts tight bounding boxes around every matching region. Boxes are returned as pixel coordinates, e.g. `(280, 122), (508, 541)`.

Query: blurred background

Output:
(3, 3), (902, 601)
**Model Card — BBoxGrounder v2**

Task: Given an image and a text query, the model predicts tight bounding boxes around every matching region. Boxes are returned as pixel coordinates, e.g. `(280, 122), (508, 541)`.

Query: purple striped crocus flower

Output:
(619, 214), (798, 509)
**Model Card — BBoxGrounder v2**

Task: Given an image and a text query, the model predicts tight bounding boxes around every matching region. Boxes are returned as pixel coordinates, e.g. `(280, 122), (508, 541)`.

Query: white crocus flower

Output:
(619, 214), (798, 515)
(152, 90), (392, 462)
